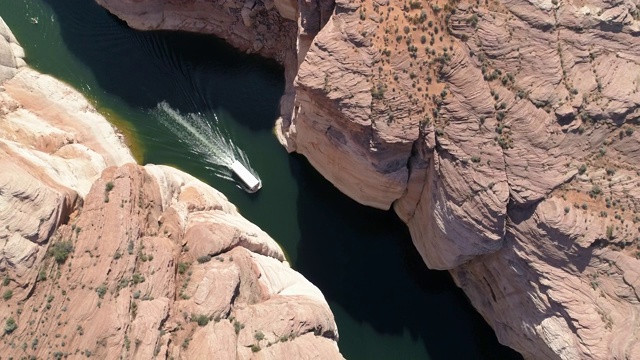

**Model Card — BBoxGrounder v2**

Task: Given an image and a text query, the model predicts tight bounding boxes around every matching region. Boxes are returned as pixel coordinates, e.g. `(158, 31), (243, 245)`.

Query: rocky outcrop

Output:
(92, 0), (640, 358)
(92, 0), (296, 60)
(0, 17), (342, 359)
(285, 1), (640, 358)
(1, 163), (341, 359)
(0, 15), (134, 287)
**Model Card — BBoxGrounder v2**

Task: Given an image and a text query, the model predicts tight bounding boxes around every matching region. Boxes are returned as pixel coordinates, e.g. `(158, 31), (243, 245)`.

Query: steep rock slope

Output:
(0, 16), (342, 359)
(93, 0), (640, 358)
(285, 2), (640, 357)
(1, 163), (342, 359)
(0, 16), (134, 287)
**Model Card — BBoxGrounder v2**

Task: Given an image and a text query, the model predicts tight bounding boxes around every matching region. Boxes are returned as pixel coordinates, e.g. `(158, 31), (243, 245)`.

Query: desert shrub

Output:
(192, 314), (209, 327)
(177, 262), (190, 275)
(49, 241), (74, 264)
(96, 284), (107, 299)
(578, 164), (587, 175)
(4, 317), (17, 334)
(233, 320), (245, 334)
(132, 273), (145, 284)
(105, 182), (114, 192)
(606, 225), (614, 239)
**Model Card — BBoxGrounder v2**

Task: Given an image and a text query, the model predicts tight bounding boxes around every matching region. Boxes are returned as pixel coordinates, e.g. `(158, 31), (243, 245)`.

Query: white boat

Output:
(230, 160), (261, 193)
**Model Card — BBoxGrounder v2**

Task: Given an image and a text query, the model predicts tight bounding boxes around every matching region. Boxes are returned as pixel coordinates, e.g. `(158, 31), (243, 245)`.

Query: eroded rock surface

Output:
(93, 0), (640, 358)
(1, 163), (341, 359)
(0, 18), (342, 359)
(0, 16), (134, 287)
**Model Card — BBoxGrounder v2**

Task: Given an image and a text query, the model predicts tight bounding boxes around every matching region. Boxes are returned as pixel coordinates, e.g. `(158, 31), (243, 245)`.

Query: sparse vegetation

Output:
(599, 146), (607, 157)
(606, 225), (614, 239)
(96, 284), (107, 299)
(124, 335), (131, 351)
(131, 302), (138, 319)
(197, 255), (212, 264)
(192, 314), (210, 327)
(3, 289), (13, 301)
(371, 82), (387, 100)
(105, 182), (114, 192)
(578, 164), (587, 175)
(233, 320), (245, 334)
(49, 241), (74, 264)
(178, 262), (190, 275)
(4, 317), (17, 334)
(132, 273), (145, 285)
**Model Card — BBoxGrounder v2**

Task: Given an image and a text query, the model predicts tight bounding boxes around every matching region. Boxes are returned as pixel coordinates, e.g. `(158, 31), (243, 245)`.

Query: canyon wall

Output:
(94, 0), (640, 358)
(0, 16), (342, 359)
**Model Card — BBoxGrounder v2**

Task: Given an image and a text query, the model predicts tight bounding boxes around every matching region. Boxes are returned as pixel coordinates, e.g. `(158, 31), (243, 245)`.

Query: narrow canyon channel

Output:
(0, 0), (522, 358)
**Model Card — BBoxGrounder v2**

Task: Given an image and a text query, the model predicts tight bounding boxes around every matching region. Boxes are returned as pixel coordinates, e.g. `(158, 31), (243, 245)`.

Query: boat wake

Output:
(152, 101), (260, 191)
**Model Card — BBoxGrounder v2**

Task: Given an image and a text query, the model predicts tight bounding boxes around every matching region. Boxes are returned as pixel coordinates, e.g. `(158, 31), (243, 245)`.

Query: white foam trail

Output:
(152, 101), (260, 188)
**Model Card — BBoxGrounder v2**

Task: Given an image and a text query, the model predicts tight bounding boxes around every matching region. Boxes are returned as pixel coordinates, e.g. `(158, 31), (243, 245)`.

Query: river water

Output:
(0, 1), (522, 359)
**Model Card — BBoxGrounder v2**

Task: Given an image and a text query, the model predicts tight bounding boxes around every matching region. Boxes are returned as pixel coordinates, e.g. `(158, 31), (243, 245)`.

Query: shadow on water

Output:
(42, 0), (283, 132)
(291, 154), (522, 360)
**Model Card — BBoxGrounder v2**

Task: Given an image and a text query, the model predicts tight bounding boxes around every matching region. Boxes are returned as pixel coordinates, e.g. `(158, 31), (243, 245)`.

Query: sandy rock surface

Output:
(1, 164), (342, 359)
(0, 18), (133, 288)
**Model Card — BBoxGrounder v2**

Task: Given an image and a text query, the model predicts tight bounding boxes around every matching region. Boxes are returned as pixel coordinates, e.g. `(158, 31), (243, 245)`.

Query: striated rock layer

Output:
(0, 16), (342, 359)
(94, 0), (640, 358)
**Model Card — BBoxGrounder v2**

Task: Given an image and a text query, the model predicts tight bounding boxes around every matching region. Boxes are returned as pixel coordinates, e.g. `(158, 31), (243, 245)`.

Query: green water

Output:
(0, 1), (522, 359)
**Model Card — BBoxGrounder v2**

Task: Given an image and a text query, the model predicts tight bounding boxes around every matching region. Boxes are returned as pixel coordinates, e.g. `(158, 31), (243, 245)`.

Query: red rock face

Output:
(281, 2), (640, 358)
(0, 164), (342, 359)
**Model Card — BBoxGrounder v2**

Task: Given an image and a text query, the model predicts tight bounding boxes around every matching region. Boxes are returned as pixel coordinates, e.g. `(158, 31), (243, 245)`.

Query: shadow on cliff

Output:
(290, 154), (523, 360)
(42, 0), (283, 132)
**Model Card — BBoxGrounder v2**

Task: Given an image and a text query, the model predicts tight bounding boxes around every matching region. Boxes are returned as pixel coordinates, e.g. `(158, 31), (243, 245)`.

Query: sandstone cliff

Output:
(93, 0), (640, 358)
(0, 16), (342, 359)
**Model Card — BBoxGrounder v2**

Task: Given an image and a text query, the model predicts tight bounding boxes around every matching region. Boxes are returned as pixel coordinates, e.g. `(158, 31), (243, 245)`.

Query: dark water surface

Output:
(0, 1), (522, 359)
